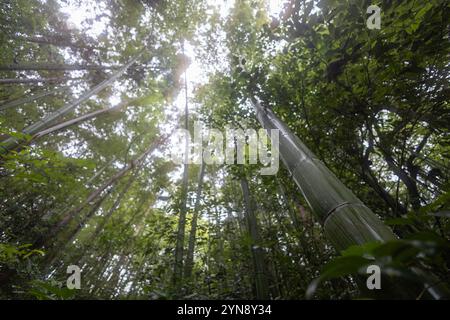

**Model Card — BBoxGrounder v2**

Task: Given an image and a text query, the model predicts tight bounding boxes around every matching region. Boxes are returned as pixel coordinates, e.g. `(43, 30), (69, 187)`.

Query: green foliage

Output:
(307, 231), (450, 299)
(0, 0), (448, 300)
(0, 243), (45, 298)
(0, 243), (44, 265)
(28, 280), (76, 300)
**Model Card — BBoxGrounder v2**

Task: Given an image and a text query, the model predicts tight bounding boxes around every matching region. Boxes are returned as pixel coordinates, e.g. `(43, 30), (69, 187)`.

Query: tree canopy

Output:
(0, 0), (449, 300)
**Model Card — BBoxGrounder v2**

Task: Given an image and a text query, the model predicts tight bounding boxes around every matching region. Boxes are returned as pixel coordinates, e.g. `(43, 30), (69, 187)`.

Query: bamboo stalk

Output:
(0, 76), (81, 85)
(184, 160), (205, 280)
(9, 34), (98, 50)
(251, 100), (395, 247)
(251, 98), (449, 299)
(0, 63), (119, 71)
(240, 175), (270, 299)
(0, 53), (142, 154)
(33, 134), (166, 249)
(0, 87), (68, 111)
(173, 43), (190, 291)
(31, 100), (130, 141)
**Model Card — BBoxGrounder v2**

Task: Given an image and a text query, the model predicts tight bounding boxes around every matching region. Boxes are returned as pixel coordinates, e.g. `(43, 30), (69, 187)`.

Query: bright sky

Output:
(268, 0), (285, 17)
(60, 0), (110, 37)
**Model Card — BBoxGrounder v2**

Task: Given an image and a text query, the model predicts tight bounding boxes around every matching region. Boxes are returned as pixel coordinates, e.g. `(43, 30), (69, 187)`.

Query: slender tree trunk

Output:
(77, 195), (150, 272)
(224, 207), (247, 298)
(360, 132), (407, 216)
(86, 159), (114, 186)
(79, 199), (149, 282)
(184, 160), (205, 280)
(259, 201), (284, 299)
(30, 100), (131, 142)
(240, 175), (270, 299)
(0, 76), (81, 85)
(276, 179), (317, 267)
(361, 162), (407, 216)
(100, 254), (128, 297)
(9, 34), (98, 50)
(371, 125), (422, 210)
(107, 212), (148, 297)
(213, 191), (228, 296)
(46, 171), (139, 270)
(42, 184), (116, 268)
(33, 135), (164, 249)
(0, 53), (142, 153)
(277, 182), (300, 227)
(0, 63), (118, 72)
(87, 173), (138, 245)
(115, 258), (134, 297)
(173, 46), (190, 291)
(0, 87), (67, 111)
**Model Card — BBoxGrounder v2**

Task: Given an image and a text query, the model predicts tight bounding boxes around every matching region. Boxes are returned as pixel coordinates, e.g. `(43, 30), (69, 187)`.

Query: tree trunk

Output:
(251, 98), (449, 299)
(76, 197), (151, 272)
(9, 34), (98, 50)
(0, 53), (142, 153)
(0, 76), (81, 85)
(0, 87), (67, 111)
(0, 63), (118, 72)
(86, 173), (137, 243)
(30, 100), (131, 142)
(372, 125), (422, 210)
(86, 159), (114, 186)
(252, 99), (396, 248)
(184, 160), (205, 280)
(42, 184), (116, 268)
(48, 170), (138, 270)
(240, 175), (270, 299)
(33, 135), (165, 249)
(173, 49), (190, 291)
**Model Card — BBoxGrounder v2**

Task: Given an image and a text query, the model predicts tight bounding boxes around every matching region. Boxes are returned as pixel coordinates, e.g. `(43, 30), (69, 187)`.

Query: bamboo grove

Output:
(0, 0), (449, 300)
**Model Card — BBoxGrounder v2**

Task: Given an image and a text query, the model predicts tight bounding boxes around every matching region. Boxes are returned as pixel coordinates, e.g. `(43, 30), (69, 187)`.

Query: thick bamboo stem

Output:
(251, 99), (449, 299)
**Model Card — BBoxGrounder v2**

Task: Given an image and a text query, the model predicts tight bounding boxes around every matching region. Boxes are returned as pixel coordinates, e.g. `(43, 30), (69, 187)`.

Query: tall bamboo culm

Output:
(251, 99), (448, 300)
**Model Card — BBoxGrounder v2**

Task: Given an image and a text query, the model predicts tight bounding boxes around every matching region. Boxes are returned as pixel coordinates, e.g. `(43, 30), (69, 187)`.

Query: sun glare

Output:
(268, 0), (285, 17)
